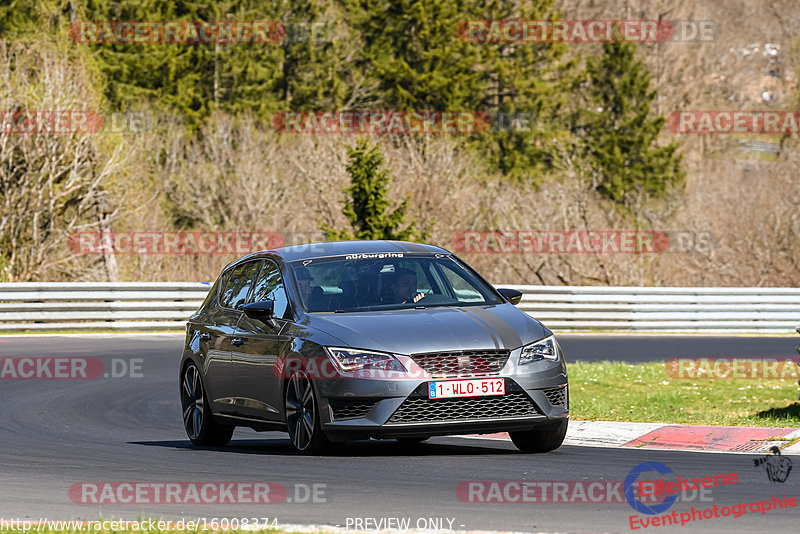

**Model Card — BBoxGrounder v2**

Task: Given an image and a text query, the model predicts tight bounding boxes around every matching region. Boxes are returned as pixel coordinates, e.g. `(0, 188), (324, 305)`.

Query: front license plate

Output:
(428, 378), (505, 399)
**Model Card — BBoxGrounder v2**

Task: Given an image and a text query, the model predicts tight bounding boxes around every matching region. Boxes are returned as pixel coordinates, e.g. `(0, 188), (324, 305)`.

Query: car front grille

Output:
(409, 349), (510, 378)
(329, 398), (379, 420)
(387, 382), (540, 424)
(543, 386), (568, 407)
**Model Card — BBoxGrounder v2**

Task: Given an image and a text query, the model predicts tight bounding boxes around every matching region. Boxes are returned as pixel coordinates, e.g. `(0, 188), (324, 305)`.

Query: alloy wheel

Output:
(285, 371), (316, 452)
(181, 364), (204, 440)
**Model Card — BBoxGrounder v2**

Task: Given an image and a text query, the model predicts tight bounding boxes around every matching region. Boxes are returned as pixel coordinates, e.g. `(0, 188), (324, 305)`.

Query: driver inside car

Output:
(389, 268), (425, 304)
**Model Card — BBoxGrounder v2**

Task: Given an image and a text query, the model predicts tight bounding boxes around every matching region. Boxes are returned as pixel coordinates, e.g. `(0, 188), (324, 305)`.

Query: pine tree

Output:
(467, 0), (577, 182)
(80, 0), (285, 127)
(277, 0), (353, 110)
(349, 0), (577, 182)
(0, 0), (288, 127)
(582, 42), (684, 206)
(323, 140), (422, 241)
(350, 0), (483, 109)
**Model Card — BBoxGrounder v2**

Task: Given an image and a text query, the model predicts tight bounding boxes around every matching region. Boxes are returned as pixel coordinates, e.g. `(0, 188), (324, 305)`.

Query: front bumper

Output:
(316, 355), (568, 441)
(324, 415), (559, 440)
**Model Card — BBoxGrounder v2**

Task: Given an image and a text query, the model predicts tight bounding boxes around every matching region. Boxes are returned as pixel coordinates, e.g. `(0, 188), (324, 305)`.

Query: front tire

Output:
(509, 419), (568, 453)
(284, 370), (332, 454)
(181, 363), (234, 446)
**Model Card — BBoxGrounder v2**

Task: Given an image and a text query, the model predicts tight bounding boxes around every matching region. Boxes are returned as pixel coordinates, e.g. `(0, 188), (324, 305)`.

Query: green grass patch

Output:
(568, 360), (800, 427)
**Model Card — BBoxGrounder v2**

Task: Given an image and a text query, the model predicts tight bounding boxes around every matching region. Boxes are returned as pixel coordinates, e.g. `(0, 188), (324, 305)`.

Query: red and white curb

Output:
(463, 420), (800, 454)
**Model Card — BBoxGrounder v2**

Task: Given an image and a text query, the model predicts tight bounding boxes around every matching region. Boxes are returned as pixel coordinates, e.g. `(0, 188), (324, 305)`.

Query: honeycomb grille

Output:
(543, 386), (567, 407)
(409, 349), (510, 378)
(387, 392), (540, 424)
(329, 398), (379, 420)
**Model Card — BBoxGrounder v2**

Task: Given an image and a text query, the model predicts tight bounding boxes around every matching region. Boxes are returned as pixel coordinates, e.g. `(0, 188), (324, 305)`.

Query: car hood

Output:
(306, 304), (549, 355)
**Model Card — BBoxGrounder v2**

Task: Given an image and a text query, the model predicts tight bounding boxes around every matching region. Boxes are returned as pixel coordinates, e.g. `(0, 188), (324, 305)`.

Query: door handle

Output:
(232, 337), (245, 347)
(199, 332), (211, 342)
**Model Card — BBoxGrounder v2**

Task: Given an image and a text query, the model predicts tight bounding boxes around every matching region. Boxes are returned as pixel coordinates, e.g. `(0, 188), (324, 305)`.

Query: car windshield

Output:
(289, 253), (501, 313)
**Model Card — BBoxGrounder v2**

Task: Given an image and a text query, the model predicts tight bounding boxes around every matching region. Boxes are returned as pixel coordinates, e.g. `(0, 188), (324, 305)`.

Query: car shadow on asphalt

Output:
(754, 402), (800, 422)
(128, 437), (518, 457)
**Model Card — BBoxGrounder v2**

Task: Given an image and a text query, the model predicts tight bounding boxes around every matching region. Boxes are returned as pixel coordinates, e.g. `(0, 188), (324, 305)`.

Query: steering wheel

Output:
(405, 289), (433, 304)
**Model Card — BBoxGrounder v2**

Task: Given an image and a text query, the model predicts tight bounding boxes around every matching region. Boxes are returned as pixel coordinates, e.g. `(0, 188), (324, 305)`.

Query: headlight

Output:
(519, 335), (559, 365)
(326, 347), (407, 372)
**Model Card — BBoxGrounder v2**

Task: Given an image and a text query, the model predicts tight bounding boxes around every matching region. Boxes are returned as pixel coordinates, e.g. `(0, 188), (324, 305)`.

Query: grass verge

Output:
(568, 360), (800, 427)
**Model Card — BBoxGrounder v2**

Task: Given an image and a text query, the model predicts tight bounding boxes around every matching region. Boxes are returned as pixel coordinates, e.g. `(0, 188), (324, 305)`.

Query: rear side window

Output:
(219, 261), (260, 309)
(248, 260), (290, 319)
(199, 279), (219, 310)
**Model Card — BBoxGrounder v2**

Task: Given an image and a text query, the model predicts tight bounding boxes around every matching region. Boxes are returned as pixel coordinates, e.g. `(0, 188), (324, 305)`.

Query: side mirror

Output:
(242, 300), (276, 326)
(497, 288), (523, 306)
(796, 325), (799, 355)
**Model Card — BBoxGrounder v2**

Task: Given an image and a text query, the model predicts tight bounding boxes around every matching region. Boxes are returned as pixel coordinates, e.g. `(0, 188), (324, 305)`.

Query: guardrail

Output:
(737, 139), (781, 155)
(0, 282), (210, 331)
(508, 285), (800, 333)
(0, 283), (798, 333)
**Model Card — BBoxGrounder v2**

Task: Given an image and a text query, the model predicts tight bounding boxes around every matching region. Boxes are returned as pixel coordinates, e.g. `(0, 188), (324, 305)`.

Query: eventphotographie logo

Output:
(754, 447), (792, 483)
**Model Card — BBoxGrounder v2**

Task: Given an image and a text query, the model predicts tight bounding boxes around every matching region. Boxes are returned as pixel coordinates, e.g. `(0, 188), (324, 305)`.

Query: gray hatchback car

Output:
(180, 240), (569, 454)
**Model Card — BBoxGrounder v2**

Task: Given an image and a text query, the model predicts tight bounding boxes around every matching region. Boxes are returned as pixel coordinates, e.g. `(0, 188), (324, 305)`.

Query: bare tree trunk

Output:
(96, 191), (119, 282)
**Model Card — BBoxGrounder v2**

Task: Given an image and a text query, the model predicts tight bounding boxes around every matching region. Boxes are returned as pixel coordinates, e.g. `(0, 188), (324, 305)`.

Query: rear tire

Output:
(509, 419), (568, 453)
(181, 362), (234, 446)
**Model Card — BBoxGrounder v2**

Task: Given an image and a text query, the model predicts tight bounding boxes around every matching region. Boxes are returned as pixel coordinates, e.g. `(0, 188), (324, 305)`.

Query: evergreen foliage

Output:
(323, 139), (422, 241)
(582, 42), (685, 206)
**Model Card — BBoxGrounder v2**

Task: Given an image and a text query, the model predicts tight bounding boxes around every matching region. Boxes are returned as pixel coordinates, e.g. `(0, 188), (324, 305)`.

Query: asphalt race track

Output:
(556, 334), (799, 362)
(0, 333), (798, 533)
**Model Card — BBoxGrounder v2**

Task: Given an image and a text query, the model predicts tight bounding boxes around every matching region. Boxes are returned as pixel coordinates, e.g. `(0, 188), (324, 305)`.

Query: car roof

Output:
(229, 240), (450, 267)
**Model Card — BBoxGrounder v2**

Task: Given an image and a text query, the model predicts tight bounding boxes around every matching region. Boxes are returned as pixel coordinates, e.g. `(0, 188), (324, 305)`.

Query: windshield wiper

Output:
(412, 303), (454, 310)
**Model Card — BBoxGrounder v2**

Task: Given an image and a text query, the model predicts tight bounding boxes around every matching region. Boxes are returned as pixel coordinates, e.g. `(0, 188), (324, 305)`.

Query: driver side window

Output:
(248, 260), (290, 319)
(219, 261), (260, 310)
